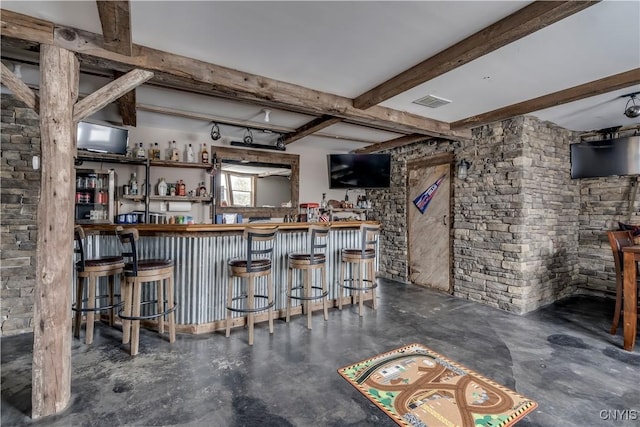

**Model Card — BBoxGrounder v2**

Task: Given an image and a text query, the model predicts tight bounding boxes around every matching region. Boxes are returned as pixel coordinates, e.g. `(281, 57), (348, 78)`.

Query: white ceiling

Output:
(2, 0), (640, 148)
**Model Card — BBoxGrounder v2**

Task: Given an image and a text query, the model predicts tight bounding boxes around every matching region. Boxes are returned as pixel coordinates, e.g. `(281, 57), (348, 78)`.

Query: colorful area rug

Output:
(338, 343), (537, 427)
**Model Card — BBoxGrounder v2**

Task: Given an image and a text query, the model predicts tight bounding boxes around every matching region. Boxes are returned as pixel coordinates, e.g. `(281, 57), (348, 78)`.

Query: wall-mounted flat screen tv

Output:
(327, 153), (391, 189)
(77, 121), (129, 155)
(570, 136), (640, 179)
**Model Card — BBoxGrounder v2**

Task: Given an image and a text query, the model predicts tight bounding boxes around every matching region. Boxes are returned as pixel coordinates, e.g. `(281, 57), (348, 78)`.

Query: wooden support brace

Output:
(0, 61), (39, 113)
(73, 68), (153, 122)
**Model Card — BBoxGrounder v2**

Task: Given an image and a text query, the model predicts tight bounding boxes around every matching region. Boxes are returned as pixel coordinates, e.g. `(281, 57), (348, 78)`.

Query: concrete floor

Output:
(1, 279), (639, 427)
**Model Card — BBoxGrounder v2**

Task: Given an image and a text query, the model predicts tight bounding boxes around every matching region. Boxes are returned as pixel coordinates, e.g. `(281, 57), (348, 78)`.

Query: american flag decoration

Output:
(413, 174), (446, 214)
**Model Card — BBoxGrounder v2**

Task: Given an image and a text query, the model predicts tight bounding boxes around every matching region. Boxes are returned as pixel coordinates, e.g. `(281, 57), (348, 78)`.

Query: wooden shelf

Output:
(149, 160), (212, 169)
(76, 152), (146, 165)
(121, 194), (145, 202)
(149, 195), (211, 203)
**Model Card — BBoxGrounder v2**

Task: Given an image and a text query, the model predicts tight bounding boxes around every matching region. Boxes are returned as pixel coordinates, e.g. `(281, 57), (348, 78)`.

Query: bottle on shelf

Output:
(136, 142), (146, 159)
(157, 142), (164, 160)
(148, 143), (155, 159)
(125, 144), (133, 158)
(170, 140), (180, 161)
(200, 143), (209, 163)
(321, 193), (328, 210)
(129, 172), (138, 195)
(153, 142), (161, 160)
(186, 143), (195, 163)
(165, 141), (172, 161)
(157, 177), (168, 196)
(197, 181), (207, 197)
(178, 179), (186, 196)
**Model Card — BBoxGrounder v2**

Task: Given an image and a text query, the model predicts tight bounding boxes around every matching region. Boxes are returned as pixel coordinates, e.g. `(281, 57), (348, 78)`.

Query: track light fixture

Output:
(624, 93), (640, 119)
(263, 109), (271, 123)
(243, 128), (254, 145)
(210, 123), (221, 140)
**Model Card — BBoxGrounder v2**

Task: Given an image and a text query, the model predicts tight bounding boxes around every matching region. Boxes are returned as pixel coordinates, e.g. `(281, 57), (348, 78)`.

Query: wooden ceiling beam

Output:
(282, 116), (343, 145)
(96, 1), (137, 126)
(353, 134), (428, 154)
(0, 9), (470, 141)
(96, 1), (132, 53)
(353, 1), (599, 110)
(451, 68), (640, 130)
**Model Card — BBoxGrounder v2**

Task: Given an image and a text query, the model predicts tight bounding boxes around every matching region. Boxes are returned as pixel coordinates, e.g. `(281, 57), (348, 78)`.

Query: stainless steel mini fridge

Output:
(74, 169), (115, 224)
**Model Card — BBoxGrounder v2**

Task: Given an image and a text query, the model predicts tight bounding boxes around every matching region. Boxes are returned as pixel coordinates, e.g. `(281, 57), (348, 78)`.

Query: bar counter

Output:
(79, 221), (377, 333)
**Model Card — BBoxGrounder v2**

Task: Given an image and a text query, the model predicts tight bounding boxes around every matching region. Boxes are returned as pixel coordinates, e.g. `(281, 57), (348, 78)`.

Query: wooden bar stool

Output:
(116, 227), (176, 356)
(607, 230), (640, 335)
(226, 226), (278, 345)
(73, 225), (124, 344)
(286, 224), (330, 329)
(339, 223), (380, 316)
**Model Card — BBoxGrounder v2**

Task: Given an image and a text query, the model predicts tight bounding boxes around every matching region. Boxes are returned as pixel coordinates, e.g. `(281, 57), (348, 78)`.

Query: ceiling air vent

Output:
(412, 94), (452, 108)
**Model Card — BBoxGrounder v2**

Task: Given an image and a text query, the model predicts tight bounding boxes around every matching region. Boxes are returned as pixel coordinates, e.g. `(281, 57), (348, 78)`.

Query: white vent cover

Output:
(412, 94), (452, 108)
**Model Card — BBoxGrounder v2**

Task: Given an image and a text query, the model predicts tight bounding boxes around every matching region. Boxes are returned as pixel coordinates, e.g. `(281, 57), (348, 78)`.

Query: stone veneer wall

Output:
(1, 95), (41, 336)
(369, 116), (581, 314)
(577, 176), (640, 295)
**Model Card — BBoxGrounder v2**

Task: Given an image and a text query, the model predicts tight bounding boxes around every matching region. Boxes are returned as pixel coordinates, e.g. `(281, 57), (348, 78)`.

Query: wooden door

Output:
(407, 154), (453, 292)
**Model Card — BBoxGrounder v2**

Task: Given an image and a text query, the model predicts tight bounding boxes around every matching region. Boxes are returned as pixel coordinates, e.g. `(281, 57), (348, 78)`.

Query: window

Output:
(220, 172), (254, 207)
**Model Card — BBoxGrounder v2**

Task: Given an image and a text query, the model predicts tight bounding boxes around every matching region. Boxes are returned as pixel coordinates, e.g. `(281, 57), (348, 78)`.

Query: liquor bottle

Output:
(165, 141), (172, 161)
(178, 179), (186, 196)
(129, 172), (138, 195)
(153, 142), (160, 160)
(170, 140), (180, 161)
(148, 143), (154, 159)
(186, 144), (195, 163)
(136, 142), (146, 159)
(200, 143), (209, 163)
(321, 193), (328, 210)
(157, 177), (168, 196)
(197, 181), (207, 197)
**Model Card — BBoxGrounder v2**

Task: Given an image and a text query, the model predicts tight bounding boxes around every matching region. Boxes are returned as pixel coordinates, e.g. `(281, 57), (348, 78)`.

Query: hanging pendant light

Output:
(624, 94), (640, 118)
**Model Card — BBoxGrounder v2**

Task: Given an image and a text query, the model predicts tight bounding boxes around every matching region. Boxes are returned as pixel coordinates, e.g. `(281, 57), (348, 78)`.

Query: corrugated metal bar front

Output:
(80, 226), (376, 326)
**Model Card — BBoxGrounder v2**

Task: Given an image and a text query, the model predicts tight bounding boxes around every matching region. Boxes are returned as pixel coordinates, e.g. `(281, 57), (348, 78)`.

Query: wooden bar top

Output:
(80, 221), (376, 234)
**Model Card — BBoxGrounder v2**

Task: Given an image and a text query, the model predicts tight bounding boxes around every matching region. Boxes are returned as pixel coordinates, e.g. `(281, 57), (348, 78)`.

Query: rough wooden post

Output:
(32, 44), (79, 419)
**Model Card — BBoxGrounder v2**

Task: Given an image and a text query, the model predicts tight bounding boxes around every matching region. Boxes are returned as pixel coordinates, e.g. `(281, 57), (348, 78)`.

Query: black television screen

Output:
(570, 136), (640, 178)
(328, 154), (391, 189)
(77, 121), (129, 155)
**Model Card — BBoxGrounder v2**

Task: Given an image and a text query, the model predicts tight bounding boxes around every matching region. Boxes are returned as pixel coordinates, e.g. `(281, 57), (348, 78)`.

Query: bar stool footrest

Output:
(340, 278), (377, 292)
(227, 294), (275, 313)
(286, 285), (329, 301)
(118, 300), (177, 321)
(72, 294), (123, 312)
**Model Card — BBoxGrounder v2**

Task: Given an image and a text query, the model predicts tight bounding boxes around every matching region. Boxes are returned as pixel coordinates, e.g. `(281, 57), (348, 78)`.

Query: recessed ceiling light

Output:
(412, 94), (452, 108)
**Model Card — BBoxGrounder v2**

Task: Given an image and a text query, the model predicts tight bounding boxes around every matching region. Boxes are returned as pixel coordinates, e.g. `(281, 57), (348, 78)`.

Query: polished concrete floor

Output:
(2, 279), (639, 427)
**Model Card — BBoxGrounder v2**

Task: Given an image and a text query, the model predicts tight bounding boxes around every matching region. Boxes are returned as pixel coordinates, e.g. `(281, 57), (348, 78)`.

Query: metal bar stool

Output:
(116, 226), (176, 356)
(226, 226), (278, 345)
(339, 223), (380, 316)
(286, 224), (330, 329)
(73, 225), (124, 345)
